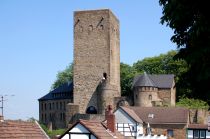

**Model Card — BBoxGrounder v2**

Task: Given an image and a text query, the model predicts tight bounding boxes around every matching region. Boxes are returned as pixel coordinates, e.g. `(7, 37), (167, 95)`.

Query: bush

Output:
(176, 98), (209, 109)
(40, 123), (66, 137)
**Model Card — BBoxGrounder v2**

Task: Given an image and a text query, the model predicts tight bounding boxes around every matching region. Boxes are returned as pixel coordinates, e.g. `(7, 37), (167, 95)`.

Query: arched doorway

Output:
(86, 106), (97, 114)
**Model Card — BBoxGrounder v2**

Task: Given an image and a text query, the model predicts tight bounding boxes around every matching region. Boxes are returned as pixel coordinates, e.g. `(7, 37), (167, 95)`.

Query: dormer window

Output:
(148, 113), (154, 118)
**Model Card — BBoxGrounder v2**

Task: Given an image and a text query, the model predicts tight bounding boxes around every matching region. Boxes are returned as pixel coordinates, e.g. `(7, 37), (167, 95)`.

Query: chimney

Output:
(105, 105), (115, 133)
(0, 115), (4, 122)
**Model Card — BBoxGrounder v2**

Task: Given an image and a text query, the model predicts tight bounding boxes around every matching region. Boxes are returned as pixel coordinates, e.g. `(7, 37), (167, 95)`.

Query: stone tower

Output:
(133, 72), (176, 107)
(73, 9), (120, 114)
(133, 72), (159, 107)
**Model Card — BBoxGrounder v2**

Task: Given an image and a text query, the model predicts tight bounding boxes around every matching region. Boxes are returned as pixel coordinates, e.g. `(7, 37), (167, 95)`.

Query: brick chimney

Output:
(105, 105), (115, 133)
(0, 115), (4, 122)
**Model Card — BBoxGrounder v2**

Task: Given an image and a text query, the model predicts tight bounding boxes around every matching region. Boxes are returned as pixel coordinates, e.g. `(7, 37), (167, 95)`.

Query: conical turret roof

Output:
(134, 72), (156, 87)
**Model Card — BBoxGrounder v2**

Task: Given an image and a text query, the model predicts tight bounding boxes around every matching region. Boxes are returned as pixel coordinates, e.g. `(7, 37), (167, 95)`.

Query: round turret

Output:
(133, 72), (161, 107)
(97, 80), (119, 114)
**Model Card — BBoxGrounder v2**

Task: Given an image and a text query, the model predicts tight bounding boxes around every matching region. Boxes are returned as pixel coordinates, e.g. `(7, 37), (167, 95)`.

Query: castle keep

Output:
(73, 9), (121, 114)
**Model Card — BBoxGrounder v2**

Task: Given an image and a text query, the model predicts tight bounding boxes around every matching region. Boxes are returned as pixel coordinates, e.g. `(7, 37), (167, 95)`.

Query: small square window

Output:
(167, 129), (174, 137)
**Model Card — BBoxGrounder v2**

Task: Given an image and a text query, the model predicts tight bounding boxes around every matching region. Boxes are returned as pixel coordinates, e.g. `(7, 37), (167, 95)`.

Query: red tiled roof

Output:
(188, 124), (208, 129)
(0, 120), (49, 139)
(60, 119), (124, 139)
(120, 106), (143, 123)
(121, 106), (189, 124)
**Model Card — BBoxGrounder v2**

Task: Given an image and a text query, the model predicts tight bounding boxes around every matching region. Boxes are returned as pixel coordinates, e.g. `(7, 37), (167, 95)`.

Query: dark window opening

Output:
(86, 106), (97, 114)
(60, 102), (62, 110)
(167, 129), (174, 137)
(103, 73), (107, 80)
(149, 95), (152, 100)
(41, 103), (43, 110)
(45, 114), (47, 122)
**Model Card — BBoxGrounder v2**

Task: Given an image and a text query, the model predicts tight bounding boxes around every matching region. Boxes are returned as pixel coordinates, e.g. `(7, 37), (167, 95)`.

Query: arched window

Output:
(86, 106), (97, 114)
(149, 95), (152, 100)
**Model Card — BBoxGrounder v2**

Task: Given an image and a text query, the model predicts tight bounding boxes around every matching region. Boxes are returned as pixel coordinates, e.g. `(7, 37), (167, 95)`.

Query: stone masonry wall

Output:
(149, 124), (187, 139)
(39, 99), (71, 129)
(158, 89), (172, 106)
(134, 87), (159, 107)
(73, 9), (120, 113)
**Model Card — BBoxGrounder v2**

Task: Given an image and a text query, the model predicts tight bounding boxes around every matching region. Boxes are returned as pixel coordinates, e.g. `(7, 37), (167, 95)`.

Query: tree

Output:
(133, 50), (188, 99)
(177, 98), (209, 109)
(51, 63), (73, 89)
(159, 0), (210, 103)
(120, 63), (138, 96)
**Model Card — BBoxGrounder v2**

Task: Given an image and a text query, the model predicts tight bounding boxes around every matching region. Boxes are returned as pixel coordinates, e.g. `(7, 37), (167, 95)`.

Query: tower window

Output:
(100, 24), (104, 30)
(149, 95), (152, 100)
(103, 73), (107, 80)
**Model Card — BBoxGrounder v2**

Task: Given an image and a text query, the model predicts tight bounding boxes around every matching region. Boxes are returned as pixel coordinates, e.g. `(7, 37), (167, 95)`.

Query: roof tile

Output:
(0, 120), (49, 139)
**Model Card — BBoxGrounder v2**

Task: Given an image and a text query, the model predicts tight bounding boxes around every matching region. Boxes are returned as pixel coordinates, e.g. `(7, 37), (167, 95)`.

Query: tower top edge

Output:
(74, 9), (119, 22)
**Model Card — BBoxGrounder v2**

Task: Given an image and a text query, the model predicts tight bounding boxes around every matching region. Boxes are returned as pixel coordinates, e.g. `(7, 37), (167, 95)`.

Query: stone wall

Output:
(73, 9), (120, 114)
(39, 99), (72, 129)
(97, 81), (119, 114)
(189, 109), (209, 124)
(157, 89), (172, 106)
(149, 124), (187, 139)
(134, 87), (160, 107)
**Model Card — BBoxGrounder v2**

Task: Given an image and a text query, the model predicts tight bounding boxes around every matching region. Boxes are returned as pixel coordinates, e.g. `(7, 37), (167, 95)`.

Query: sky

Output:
(0, 0), (175, 120)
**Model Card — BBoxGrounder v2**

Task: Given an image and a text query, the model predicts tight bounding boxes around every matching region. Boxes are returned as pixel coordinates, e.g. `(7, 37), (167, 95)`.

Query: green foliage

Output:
(120, 63), (138, 96)
(133, 50), (189, 99)
(51, 63), (73, 89)
(177, 98), (209, 109)
(133, 50), (188, 76)
(159, 0), (210, 103)
(40, 124), (66, 138)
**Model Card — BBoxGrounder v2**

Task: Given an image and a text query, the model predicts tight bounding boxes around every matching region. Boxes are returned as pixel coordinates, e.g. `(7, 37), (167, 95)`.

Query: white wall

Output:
(61, 123), (96, 139)
(115, 108), (143, 137)
(138, 135), (167, 139)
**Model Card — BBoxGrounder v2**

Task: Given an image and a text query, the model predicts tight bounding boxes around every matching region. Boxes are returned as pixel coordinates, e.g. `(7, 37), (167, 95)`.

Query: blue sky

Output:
(0, 0), (175, 120)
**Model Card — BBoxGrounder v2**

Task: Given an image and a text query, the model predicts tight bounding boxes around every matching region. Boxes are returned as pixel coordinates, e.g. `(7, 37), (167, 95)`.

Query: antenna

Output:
(0, 95), (15, 117)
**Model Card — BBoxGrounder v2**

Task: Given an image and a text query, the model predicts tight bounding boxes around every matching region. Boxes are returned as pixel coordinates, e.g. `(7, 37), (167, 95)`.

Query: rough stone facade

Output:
(39, 99), (72, 129)
(73, 9), (120, 114)
(133, 74), (176, 107)
(149, 124), (187, 139)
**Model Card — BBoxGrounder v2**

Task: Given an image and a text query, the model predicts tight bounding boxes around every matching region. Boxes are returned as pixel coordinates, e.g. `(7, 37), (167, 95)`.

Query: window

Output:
(49, 103), (51, 110)
(52, 103), (54, 110)
(63, 113), (65, 121)
(41, 114), (44, 121)
(41, 103), (43, 110)
(103, 73), (107, 80)
(56, 102), (58, 109)
(44, 103), (47, 110)
(149, 95), (152, 100)
(60, 102), (62, 110)
(167, 129), (174, 137)
(45, 114), (47, 122)
(200, 130), (205, 138)
(64, 102), (66, 110)
(194, 130), (199, 138)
